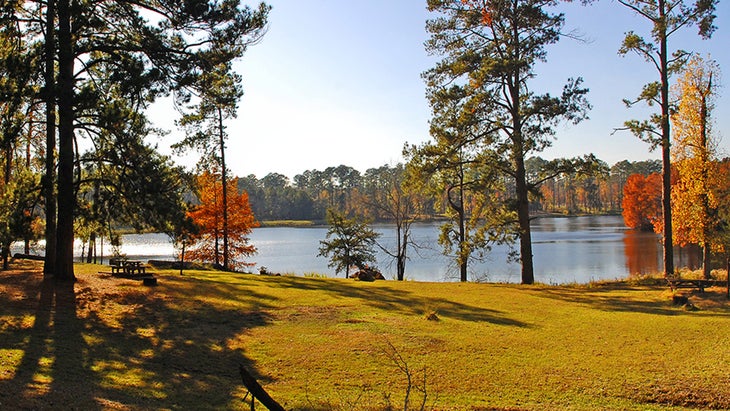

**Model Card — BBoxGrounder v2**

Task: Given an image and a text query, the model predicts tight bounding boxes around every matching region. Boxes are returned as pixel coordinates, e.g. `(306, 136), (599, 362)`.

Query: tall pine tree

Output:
(423, 0), (591, 284)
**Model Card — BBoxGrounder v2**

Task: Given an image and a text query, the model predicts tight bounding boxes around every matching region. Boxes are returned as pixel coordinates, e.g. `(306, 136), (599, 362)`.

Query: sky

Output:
(154, 0), (729, 180)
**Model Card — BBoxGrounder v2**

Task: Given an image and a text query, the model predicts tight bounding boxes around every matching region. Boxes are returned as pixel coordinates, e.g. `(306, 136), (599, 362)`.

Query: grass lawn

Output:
(1, 260), (728, 410)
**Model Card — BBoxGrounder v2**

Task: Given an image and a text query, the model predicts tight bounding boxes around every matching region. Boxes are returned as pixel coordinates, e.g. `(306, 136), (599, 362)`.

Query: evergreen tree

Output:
(318, 209), (380, 277)
(423, 0), (591, 284)
(174, 62), (248, 270)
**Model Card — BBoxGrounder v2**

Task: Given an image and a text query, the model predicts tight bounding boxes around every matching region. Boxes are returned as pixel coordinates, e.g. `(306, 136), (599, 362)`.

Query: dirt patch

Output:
(628, 379), (730, 410)
(275, 304), (346, 322)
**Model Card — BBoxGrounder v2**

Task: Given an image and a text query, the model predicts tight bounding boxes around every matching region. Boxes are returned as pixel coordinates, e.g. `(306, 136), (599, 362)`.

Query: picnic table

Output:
(666, 277), (715, 293)
(110, 259), (147, 276)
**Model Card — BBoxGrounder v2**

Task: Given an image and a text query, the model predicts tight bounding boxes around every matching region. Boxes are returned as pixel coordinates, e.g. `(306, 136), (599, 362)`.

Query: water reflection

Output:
(623, 230), (702, 277)
(623, 230), (660, 275)
(674, 244), (702, 271)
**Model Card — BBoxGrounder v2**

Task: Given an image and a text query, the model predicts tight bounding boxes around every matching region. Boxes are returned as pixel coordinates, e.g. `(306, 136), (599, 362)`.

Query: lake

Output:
(33, 215), (701, 284)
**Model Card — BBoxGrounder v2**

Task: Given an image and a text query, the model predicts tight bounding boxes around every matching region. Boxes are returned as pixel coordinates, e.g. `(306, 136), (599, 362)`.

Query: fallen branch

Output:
(238, 364), (286, 411)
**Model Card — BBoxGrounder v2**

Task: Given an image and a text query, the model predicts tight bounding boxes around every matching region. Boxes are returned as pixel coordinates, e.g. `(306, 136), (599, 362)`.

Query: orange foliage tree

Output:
(670, 56), (721, 278)
(622, 173), (663, 232)
(187, 171), (259, 270)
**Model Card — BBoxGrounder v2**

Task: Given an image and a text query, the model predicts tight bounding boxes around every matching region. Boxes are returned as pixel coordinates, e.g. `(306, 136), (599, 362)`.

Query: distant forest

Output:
(237, 157), (662, 222)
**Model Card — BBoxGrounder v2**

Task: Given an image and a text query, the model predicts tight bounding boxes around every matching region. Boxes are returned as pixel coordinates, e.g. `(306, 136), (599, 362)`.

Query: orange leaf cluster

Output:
(622, 173), (662, 232)
(461, 0), (493, 25)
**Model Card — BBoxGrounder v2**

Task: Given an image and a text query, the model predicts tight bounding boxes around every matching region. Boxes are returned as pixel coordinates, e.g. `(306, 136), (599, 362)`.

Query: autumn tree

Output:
(670, 55), (721, 279)
(187, 171), (259, 270)
(318, 209), (380, 278)
(424, 0), (591, 284)
(616, 0), (718, 277)
(622, 173), (663, 231)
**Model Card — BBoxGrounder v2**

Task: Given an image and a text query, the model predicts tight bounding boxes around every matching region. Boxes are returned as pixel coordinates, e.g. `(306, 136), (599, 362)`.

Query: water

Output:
(16, 215), (700, 283)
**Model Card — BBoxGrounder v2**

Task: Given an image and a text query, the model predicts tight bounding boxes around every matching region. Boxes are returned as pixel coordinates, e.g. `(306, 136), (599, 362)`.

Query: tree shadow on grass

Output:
(0, 264), (279, 410)
(0, 269), (99, 409)
(267, 276), (530, 327)
(528, 284), (730, 316)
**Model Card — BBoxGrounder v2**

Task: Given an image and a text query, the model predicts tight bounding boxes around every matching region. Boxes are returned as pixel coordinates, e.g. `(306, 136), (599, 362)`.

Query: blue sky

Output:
(161, 0), (729, 179)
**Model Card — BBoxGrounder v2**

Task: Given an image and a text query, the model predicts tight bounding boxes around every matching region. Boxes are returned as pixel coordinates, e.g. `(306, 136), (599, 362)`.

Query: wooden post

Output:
(180, 243), (185, 276)
(238, 364), (285, 411)
(726, 255), (729, 300)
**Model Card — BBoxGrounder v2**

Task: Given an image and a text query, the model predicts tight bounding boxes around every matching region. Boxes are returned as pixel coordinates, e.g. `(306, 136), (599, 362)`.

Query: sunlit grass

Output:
(1, 261), (728, 410)
(259, 220), (320, 227)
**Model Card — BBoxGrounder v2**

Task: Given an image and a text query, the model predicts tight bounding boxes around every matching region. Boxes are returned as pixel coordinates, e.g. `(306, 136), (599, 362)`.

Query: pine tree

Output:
(318, 209), (380, 278)
(8, 0), (271, 281)
(423, 0), (591, 284)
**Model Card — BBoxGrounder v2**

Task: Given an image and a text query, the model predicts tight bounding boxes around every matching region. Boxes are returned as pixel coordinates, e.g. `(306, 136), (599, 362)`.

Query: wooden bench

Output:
(123, 260), (146, 276)
(110, 264), (125, 275)
(666, 278), (715, 293)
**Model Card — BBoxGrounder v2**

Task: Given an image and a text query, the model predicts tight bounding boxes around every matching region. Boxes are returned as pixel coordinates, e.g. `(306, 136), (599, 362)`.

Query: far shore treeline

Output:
(237, 157), (662, 222)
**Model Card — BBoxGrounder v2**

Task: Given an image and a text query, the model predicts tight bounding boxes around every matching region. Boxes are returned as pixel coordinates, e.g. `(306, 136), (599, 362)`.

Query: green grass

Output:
(1, 260), (728, 410)
(259, 220), (322, 227)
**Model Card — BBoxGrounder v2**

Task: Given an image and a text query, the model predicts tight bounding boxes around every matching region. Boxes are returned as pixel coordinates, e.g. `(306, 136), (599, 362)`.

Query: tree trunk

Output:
(396, 223), (404, 281)
(218, 107), (229, 270)
(180, 242), (185, 276)
(512, 98), (534, 284)
(702, 242), (711, 280)
(344, 250), (350, 278)
(509, 23), (534, 285)
(458, 210), (467, 282)
(725, 255), (729, 300)
(43, 0), (57, 278)
(458, 183), (467, 282)
(659, 0), (674, 278)
(397, 228), (407, 281)
(55, 0), (76, 281)
(86, 233), (95, 264)
(516, 155), (534, 285)
(699, 78), (711, 282)
(448, 164), (468, 283)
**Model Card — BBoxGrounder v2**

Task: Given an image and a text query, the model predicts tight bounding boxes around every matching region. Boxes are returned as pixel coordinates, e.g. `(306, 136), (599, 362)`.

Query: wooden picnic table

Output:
(666, 278), (715, 293)
(110, 259), (146, 276)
